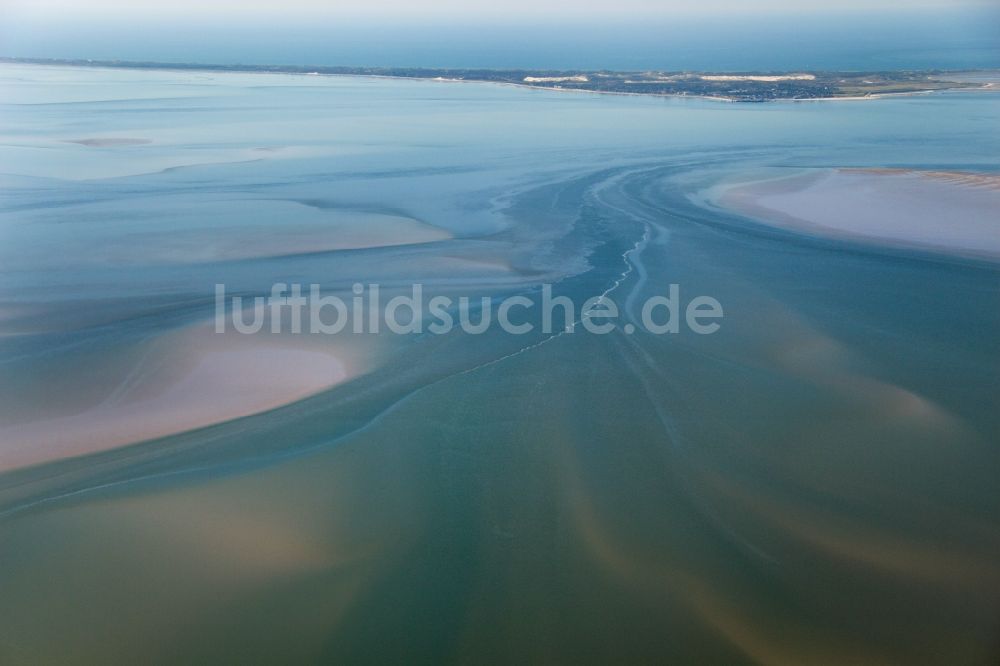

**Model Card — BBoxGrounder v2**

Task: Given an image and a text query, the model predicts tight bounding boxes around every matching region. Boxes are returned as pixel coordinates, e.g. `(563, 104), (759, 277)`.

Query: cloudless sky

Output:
(2, 0), (998, 70)
(4, 0), (997, 19)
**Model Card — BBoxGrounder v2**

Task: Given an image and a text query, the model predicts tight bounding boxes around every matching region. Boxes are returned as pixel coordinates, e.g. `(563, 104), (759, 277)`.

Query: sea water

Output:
(0, 63), (998, 663)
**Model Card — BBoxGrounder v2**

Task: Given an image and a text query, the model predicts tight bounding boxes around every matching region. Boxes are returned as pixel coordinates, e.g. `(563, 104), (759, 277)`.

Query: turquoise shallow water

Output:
(0, 64), (999, 664)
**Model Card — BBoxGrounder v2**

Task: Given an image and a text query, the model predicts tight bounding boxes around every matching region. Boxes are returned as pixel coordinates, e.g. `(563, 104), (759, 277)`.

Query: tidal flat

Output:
(0, 63), (998, 664)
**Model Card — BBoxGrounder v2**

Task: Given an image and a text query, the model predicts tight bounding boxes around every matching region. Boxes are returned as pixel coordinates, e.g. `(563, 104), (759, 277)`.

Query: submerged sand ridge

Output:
(716, 168), (1000, 260)
(3, 63), (999, 664)
(64, 137), (153, 147)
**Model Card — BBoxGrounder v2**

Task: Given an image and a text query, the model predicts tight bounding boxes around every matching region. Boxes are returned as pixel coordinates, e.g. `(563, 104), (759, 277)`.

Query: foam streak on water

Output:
(0, 63), (999, 664)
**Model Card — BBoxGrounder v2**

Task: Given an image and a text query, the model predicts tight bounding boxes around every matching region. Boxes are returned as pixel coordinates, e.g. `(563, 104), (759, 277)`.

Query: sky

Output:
(3, 0), (997, 20)
(1, 0), (997, 69)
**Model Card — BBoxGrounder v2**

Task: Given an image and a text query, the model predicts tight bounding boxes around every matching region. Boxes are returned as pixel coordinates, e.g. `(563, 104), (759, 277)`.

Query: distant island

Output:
(2, 57), (994, 102)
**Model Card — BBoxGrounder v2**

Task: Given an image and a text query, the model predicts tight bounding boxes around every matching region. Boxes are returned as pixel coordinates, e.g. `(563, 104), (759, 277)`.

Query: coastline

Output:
(439, 78), (739, 103)
(2, 56), (1000, 665)
(2, 57), (993, 104)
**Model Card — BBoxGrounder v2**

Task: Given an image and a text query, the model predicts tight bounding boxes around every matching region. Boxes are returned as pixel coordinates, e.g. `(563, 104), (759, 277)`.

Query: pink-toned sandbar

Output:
(0, 322), (376, 472)
(717, 168), (1000, 260)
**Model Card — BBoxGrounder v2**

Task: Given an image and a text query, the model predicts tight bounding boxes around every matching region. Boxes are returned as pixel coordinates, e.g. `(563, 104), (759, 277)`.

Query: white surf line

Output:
(584, 170), (661, 324)
(448, 206), (648, 379)
(421, 158), (739, 391)
(0, 331), (567, 519)
(0, 170), (655, 519)
(0, 272), (639, 521)
(623, 230), (649, 324)
(584, 226), (647, 318)
(422, 171), (653, 379)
